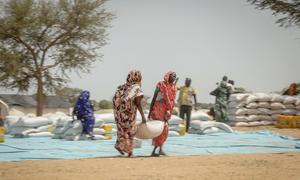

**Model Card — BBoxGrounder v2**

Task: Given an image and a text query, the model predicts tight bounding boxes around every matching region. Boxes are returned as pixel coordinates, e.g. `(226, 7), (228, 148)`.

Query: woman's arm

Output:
(135, 96), (147, 123)
(148, 87), (159, 119)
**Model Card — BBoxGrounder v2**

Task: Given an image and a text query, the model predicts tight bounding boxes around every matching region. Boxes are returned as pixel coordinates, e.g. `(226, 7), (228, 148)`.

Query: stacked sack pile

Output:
(228, 93), (300, 127)
(189, 111), (234, 134)
(5, 115), (53, 137)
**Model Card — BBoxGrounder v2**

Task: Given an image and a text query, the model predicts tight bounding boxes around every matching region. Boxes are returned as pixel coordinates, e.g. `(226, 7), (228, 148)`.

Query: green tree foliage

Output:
(54, 87), (82, 105)
(247, 0), (300, 28)
(98, 99), (113, 109)
(0, 0), (113, 116)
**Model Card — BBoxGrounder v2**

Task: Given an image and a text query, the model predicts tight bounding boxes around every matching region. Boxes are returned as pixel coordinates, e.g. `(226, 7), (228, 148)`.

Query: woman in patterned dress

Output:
(112, 70), (146, 157)
(148, 71), (177, 156)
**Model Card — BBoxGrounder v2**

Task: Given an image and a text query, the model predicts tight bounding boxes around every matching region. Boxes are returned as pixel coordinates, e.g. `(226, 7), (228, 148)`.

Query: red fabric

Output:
(151, 71), (177, 147)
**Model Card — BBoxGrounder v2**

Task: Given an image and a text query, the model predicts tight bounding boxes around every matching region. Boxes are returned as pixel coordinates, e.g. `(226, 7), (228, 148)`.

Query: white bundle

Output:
(258, 115), (273, 121)
(248, 115), (261, 122)
(271, 109), (283, 115)
(93, 128), (106, 135)
(254, 93), (271, 102)
(28, 132), (53, 137)
(282, 109), (298, 115)
(94, 113), (115, 124)
(36, 125), (53, 132)
(283, 96), (297, 104)
(191, 111), (211, 121)
(246, 94), (259, 104)
(190, 120), (233, 133)
(248, 121), (262, 127)
(202, 127), (220, 134)
(258, 102), (270, 109)
(229, 115), (248, 122)
(246, 102), (259, 109)
(284, 104), (296, 109)
(270, 102), (285, 110)
(229, 108), (248, 116)
(296, 99), (300, 106)
(9, 127), (35, 136)
(234, 122), (249, 127)
(257, 108), (272, 115)
(168, 115), (183, 125)
(270, 94), (284, 102)
(63, 120), (83, 137)
(229, 94), (249, 102)
(168, 131), (180, 137)
(245, 109), (260, 115)
(135, 121), (164, 139)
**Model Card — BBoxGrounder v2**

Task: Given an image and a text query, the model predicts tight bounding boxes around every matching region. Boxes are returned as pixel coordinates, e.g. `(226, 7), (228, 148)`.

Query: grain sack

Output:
(283, 96), (297, 104)
(93, 128), (106, 135)
(191, 111), (211, 121)
(270, 103), (285, 110)
(285, 104), (296, 109)
(203, 127), (219, 134)
(168, 115), (183, 125)
(168, 131), (180, 137)
(246, 102), (259, 109)
(258, 115), (272, 121)
(228, 116), (248, 122)
(258, 102), (270, 109)
(28, 132), (53, 137)
(246, 95), (259, 104)
(63, 121), (83, 136)
(257, 108), (272, 115)
(229, 94), (249, 102)
(248, 121), (261, 127)
(245, 109), (260, 115)
(234, 122), (249, 127)
(255, 93), (271, 102)
(248, 115), (261, 122)
(135, 121), (164, 139)
(282, 109), (297, 115)
(270, 94), (284, 102)
(229, 108), (248, 116)
(36, 125), (53, 132)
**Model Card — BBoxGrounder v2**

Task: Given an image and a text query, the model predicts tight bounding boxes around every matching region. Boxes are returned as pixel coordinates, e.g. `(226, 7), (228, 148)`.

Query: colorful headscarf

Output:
(73, 90), (94, 118)
(163, 71), (177, 84)
(158, 71), (177, 112)
(126, 70), (142, 85)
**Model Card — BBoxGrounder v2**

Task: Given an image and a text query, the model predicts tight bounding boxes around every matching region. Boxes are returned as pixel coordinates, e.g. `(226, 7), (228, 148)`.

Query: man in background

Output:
(177, 78), (198, 133)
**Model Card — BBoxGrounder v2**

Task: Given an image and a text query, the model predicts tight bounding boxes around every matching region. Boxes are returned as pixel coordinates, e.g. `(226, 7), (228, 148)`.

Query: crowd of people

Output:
(72, 70), (299, 158)
(71, 70), (238, 157)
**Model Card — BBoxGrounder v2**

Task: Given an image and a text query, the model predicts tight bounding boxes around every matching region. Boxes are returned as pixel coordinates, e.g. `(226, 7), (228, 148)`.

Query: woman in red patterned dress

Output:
(148, 71), (177, 156)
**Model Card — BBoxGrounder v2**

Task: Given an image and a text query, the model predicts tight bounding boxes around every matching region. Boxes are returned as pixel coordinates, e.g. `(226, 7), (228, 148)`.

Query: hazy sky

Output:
(3, 0), (300, 103)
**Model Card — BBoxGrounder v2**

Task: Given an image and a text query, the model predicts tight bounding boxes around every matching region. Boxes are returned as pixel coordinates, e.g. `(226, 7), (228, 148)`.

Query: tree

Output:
(54, 87), (82, 105)
(98, 99), (113, 109)
(247, 0), (300, 28)
(0, 0), (113, 116)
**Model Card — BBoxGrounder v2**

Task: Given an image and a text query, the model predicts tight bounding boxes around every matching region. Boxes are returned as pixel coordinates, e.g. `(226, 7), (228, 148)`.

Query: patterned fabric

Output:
(178, 86), (196, 106)
(113, 70), (143, 154)
(150, 71), (177, 147)
(214, 81), (230, 123)
(73, 91), (95, 134)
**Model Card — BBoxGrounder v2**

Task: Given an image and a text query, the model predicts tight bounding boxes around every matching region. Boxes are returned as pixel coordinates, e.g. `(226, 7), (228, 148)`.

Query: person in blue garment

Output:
(72, 90), (95, 139)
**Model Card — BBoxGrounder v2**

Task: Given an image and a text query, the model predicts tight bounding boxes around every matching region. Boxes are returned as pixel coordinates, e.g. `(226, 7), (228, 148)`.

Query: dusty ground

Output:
(1, 127), (300, 180)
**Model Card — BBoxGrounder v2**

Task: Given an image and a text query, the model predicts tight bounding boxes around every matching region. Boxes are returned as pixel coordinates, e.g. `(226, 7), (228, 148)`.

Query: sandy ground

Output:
(1, 126), (300, 180)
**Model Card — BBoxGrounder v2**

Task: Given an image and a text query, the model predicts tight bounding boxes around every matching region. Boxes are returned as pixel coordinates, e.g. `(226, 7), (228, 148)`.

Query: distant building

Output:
(0, 94), (72, 117)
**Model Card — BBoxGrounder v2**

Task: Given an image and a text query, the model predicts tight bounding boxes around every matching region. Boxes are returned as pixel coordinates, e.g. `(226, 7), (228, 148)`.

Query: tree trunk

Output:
(36, 73), (44, 116)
